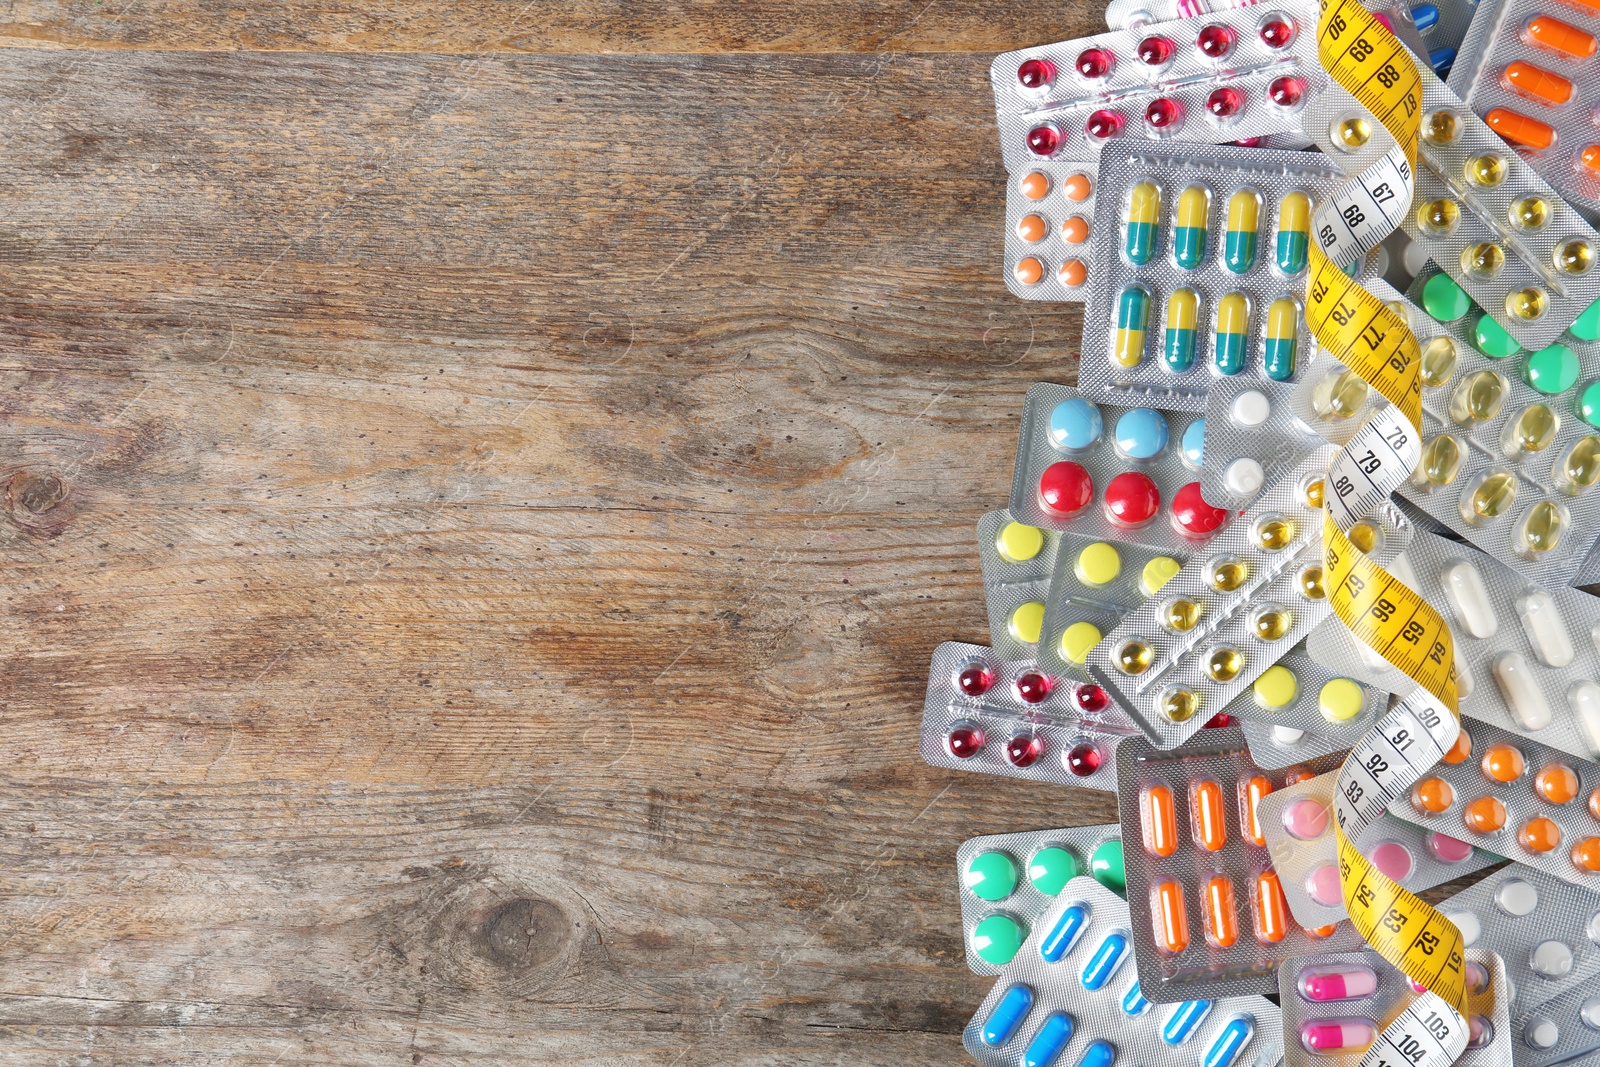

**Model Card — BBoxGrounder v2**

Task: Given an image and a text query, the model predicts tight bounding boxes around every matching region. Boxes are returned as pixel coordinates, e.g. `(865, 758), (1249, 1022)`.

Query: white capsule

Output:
(1517, 590), (1574, 667)
(1443, 560), (1497, 638)
(1225, 458), (1265, 495)
(1494, 652), (1551, 731)
(1273, 726), (1306, 746)
(1454, 640), (1474, 699)
(1571, 682), (1600, 759)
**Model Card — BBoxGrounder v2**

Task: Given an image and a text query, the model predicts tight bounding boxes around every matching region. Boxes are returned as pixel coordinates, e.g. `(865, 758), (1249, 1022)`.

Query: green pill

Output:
(1526, 344), (1580, 395)
(1089, 840), (1126, 896)
(1578, 380), (1600, 429)
(972, 914), (1025, 965)
(1422, 272), (1472, 322)
(1027, 846), (1079, 896)
(1473, 313), (1522, 358)
(1573, 300), (1600, 342)
(964, 850), (1019, 902)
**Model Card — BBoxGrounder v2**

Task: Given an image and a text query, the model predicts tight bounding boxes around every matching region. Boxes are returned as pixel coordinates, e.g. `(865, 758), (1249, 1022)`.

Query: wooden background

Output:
(0, 4), (1495, 1064)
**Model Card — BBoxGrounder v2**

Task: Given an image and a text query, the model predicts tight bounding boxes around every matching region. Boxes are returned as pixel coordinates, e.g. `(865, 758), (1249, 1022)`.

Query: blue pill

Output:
(1163, 1000), (1214, 1046)
(1122, 981), (1151, 1017)
(984, 984), (1035, 1047)
(1024, 1012), (1075, 1067)
(1411, 2), (1439, 30)
(1430, 46), (1455, 76)
(1080, 931), (1129, 991)
(1113, 408), (1169, 461)
(1205, 1015), (1257, 1067)
(1041, 903), (1089, 963)
(1181, 418), (1205, 468)
(1075, 1039), (1117, 1067)
(1048, 398), (1104, 452)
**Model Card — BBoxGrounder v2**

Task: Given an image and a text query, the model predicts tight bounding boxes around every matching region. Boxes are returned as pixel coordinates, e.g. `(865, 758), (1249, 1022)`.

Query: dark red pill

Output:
(1016, 671), (1053, 704)
(947, 722), (985, 758)
(1066, 742), (1103, 776)
(1006, 733), (1045, 767)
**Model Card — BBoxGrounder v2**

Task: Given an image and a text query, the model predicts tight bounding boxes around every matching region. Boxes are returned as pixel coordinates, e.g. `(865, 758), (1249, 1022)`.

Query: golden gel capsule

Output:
(1163, 597), (1201, 632)
(1117, 640), (1154, 675)
(1311, 368), (1370, 419)
(1462, 470), (1518, 525)
(1207, 554), (1248, 591)
(1557, 436), (1600, 494)
(1302, 477), (1325, 509)
(1509, 288), (1549, 320)
(1347, 522), (1378, 554)
(1421, 336), (1458, 388)
(1417, 198), (1460, 235)
(1298, 564), (1326, 600)
(1333, 115), (1371, 150)
(1557, 240), (1594, 275)
(1512, 196), (1550, 230)
(1255, 513), (1295, 550)
(1518, 501), (1566, 556)
(1252, 605), (1291, 641)
(1462, 242), (1505, 278)
(1467, 154), (1508, 186)
(1207, 646), (1244, 682)
(1424, 109), (1460, 144)
(1451, 370), (1507, 424)
(1160, 688), (1200, 723)
(1505, 403), (1558, 454)
(1415, 434), (1463, 488)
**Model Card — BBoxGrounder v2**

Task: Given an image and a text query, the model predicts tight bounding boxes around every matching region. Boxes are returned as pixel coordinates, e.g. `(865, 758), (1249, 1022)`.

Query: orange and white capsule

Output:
(1241, 775), (1273, 846)
(1203, 874), (1239, 948)
(1191, 778), (1228, 852)
(1254, 871), (1289, 943)
(1143, 783), (1179, 857)
(1153, 878), (1190, 953)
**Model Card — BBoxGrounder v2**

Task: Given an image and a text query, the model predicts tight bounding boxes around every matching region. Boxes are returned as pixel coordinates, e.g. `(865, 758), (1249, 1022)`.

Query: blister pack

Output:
(979, 510), (1062, 663)
(1087, 449), (1413, 749)
(1116, 728), (1365, 1001)
(1396, 268), (1600, 585)
(1036, 532), (1195, 680)
(1076, 143), (1346, 414)
(1225, 648), (1389, 764)
(1277, 949), (1508, 1067)
(990, 10), (1323, 171)
(957, 824), (1127, 974)
(1387, 713), (1600, 888)
(1007, 161), (1103, 300)
(1256, 771), (1498, 930)
(964, 875), (1287, 1067)
(1009, 384), (1230, 550)
(1303, 74), (1600, 349)
(1515, 977), (1600, 1064)
(920, 641), (1140, 791)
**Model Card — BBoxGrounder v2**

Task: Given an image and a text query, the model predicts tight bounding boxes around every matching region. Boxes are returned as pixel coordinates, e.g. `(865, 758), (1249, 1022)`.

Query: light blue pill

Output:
(1181, 418), (1205, 468)
(1114, 408), (1169, 461)
(1411, 2), (1439, 30)
(1075, 1039), (1116, 1067)
(1080, 931), (1129, 991)
(1041, 903), (1089, 963)
(984, 984), (1035, 1047)
(1163, 1000), (1214, 1046)
(1205, 1015), (1257, 1067)
(1024, 1012), (1075, 1067)
(1122, 982), (1151, 1017)
(1048, 398), (1104, 452)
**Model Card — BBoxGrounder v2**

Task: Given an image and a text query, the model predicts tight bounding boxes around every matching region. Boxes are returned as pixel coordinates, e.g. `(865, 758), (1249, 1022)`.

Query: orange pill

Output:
(1191, 779), (1228, 852)
(1526, 15), (1598, 59)
(1242, 775), (1273, 847)
(1014, 257), (1044, 285)
(1203, 874), (1239, 948)
(1590, 787), (1600, 821)
(1563, 0), (1600, 18)
(1464, 796), (1508, 834)
(1520, 817), (1563, 853)
(1537, 764), (1580, 804)
(1059, 260), (1087, 287)
(1574, 837), (1600, 872)
(1584, 145), (1600, 177)
(1486, 108), (1557, 150)
(1064, 173), (1093, 201)
(1020, 171), (1051, 200)
(1153, 878), (1189, 953)
(1504, 61), (1575, 105)
(1482, 743), (1526, 783)
(1307, 923), (1339, 939)
(1412, 777), (1454, 814)
(1285, 767), (1317, 785)
(1143, 783), (1178, 857)
(1061, 216), (1090, 243)
(1017, 214), (1047, 242)
(1253, 871), (1289, 943)
(1442, 731), (1472, 765)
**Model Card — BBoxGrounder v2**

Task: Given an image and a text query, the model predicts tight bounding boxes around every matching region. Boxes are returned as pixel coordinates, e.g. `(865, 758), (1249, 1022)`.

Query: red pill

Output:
(1259, 16), (1295, 47)
(1076, 47), (1113, 80)
(1146, 98), (1183, 130)
(1086, 110), (1124, 139)
(1105, 471), (1160, 528)
(1027, 123), (1062, 156)
(1018, 57), (1057, 90)
(1006, 733), (1044, 767)
(1270, 76), (1305, 108)
(1138, 35), (1176, 64)
(1198, 23), (1235, 57)
(1039, 461), (1094, 518)
(947, 722), (985, 758)
(958, 663), (994, 696)
(1207, 87), (1244, 120)
(1229, 137), (1264, 147)
(1067, 742), (1103, 776)
(1016, 671), (1053, 704)
(1172, 481), (1230, 538)
(1206, 712), (1236, 728)
(1073, 684), (1111, 713)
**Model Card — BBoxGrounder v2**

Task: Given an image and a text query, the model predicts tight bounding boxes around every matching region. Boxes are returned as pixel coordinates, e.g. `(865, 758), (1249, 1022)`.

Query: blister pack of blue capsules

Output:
(963, 875), (1287, 1067)
(1036, 533), (1195, 680)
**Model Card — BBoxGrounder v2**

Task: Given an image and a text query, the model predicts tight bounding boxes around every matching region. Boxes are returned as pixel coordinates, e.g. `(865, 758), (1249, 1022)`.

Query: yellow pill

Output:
(1319, 678), (1364, 722)
(1347, 522), (1378, 553)
(1424, 109), (1460, 144)
(1519, 501), (1565, 556)
(1207, 554), (1248, 591)
(1059, 621), (1102, 665)
(1298, 564), (1326, 600)
(1009, 601), (1046, 643)
(1160, 688), (1200, 723)
(1255, 514), (1295, 550)
(1558, 240), (1593, 275)
(1415, 434), (1462, 488)
(1421, 336), (1457, 388)
(1333, 115), (1371, 150)
(1467, 154), (1507, 187)
(1141, 556), (1181, 596)
(1253, 607), (1292, 641)
(1303, 478), (1325, 510)
(1417, 198), (1459, 236)
(1076, 542), (1123, 586)
(996, 521), (1045, 563)
(1511, 196), (1549, 230)
(1254, 665), (1299, 709)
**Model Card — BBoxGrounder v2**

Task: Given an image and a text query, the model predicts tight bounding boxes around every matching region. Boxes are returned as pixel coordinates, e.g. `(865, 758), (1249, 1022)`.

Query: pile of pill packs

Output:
(921, 0), (1600, 1064)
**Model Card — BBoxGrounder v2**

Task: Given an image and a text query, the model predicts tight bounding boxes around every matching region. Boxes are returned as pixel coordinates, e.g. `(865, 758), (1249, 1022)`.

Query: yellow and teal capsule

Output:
(1114, 284), (1151, 368)
(1124, 181), (1161, 265)
(1276, 192), (1311, 276)
(1174, 186), (1209, 269)
(1223, 189), (1261, 274)
(1214, 292), (1249, 374)
(1164, 288), (1199, 372)
(1264, 297), (1299, 380)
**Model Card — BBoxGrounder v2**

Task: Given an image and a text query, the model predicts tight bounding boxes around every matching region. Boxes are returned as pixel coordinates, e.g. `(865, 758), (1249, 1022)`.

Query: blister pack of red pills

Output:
(1036, 533), (1191, 680)
(990, 8), (1324, 170)
(1114, 728), (1363, 1001)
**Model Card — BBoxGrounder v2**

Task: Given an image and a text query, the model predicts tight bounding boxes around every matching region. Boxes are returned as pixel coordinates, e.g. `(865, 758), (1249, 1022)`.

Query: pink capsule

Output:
(1299, 966), (1379, 1002)
(1301, 1020), (1377, 1053)
(1076, 48), (1113, 80)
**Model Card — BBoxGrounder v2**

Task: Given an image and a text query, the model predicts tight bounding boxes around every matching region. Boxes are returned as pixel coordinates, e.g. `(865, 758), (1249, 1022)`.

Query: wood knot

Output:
(473, 897), (572, 972)
(6, 470), (73, 535)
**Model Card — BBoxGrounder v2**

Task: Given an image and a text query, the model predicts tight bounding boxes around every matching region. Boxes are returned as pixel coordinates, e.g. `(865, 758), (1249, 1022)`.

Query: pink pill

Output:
(1306, 863), (1342, 906)
(1428, 831), (1474, 864)
(1282, 798), (1330, 840)
(1302, 1020), (1377, 1053)
(1369, 841), (1414, 881)
(1299, 965), (1378, 1001)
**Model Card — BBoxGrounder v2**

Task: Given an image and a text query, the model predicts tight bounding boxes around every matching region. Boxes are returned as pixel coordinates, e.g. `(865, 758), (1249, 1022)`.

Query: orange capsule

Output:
(1464, 796), (1508, 834)
(1411, 777), (1454, 814)
(1574, 837), (1600, 872)
(1526, 15), (1598, 59)
(1143, 783), (1179, 858)
(1307, 923), (1340, 939)
(1253, 871), (1289, 944)
(1504, 61), (1576, 105)
(1242, 775), (1273, 846)
(1487, 108), (1557, 151)
(1285, 766), (1317, 785)
(1563, 0), (1600, 16)
(1520, 817), (1563, 853)
(1482, 743), (1526, 783)
(1442, 731), (1472, 765)
(1203, 874), (1239, 948)
(1153, 878), (1190, 953)
(1537, 764), (1580, 804)
(1191, 779), (1227, 852)
(1017, 214), (1048, 242)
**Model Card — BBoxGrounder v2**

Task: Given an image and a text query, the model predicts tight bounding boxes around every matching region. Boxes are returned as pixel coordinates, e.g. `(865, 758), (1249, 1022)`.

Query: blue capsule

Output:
(1024, 1012), (1076, 1067)
(1080, 931), (1130, 991)
(1122, 982), (1151, 1017)
(1411, 2), (1439, 30)
(1041, 903), (1090, 963)
(1205, 1014), (1258, 1067)
(1075, 1039), (1117, 1067)
(1430, 46), (1456, 77)
(1164, 1000), (1214, 1046)
(984, 984), (1035, 1046)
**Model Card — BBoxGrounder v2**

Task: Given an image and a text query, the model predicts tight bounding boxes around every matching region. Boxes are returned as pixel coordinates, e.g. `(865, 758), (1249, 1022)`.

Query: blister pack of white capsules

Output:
(1228, 649), (1389, 767)
(1009, 384), (1232, 552)
(989, 10), (1322, 171)
(1087, 449), (1414, 749)
(1277, 949), (1509, 1067)
(957, 825), (1128, 975)
(1303, 73), (1600, 350)
(1256, 771), (1498, 930)
(1116, 729), (1365, 1002)
(964, 875), (1288, 1067)
(1386, 713), (1600, 889)
(1515, 978), (1600, 1065)
(1007, 161), (1103, 300)
(1396, 268), (1600, 585)
(920, 641), (1140, 791)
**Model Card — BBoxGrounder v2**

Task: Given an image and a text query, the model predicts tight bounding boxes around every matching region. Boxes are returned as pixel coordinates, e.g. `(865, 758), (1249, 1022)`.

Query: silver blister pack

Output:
(1005, 160), (1103, 301)
(1514, 978), (1600, 1066)
(1116, 729), (1364, 1002)
(955, 824), (1126, 975)
(1242, 720), (1359, 768)
(1037, 533), (1195, 680)
(964, 875), (1288, 1067)
(1303, 72), (1600, 350)
(1225, 646), (1389, 744)
(919, 641), (1140, 791)
(990, 10), (1323, 171)
(980, 509), (1061, 663)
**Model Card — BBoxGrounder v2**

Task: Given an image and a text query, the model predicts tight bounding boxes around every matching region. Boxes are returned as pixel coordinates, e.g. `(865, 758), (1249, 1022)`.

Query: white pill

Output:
(1454, 640), (1474, 699)
(1387, 551), (1421, 594)
(1494, 652), (1551, 731)
(1446, 909), (1481, 946)
(1587, 910), (1600, 946)
(1443, 560), (1497, 638)
(1230, 390), (1270, 428)
(1530, 940), (1574, 978)
(1224, 458), (1264, 495)
(1517, 590), (1574, 667)
(1581, 996), (1600, 1031)
(1273, 726), (1305, 746)
(1526, 1018), (1559, 1050)
(1592, 621), (1600, 661)
(1497, 878), (1540, 916)
(1569, 683), (1600, 760)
